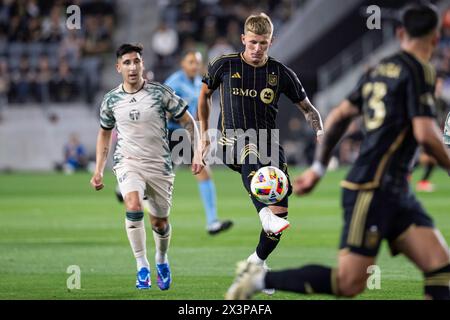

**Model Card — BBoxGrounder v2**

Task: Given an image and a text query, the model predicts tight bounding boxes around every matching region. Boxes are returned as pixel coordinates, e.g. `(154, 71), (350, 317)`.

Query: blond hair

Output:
(244, 13), (273, 37)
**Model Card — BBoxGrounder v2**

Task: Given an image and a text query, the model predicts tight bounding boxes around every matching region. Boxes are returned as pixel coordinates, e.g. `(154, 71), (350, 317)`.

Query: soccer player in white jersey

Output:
(90, 44), (203, 290)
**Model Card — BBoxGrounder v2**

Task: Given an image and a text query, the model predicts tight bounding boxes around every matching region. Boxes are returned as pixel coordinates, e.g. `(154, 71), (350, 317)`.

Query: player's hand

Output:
(192, 150), (204, 175)
(293, 168), (321, 195)
(90, 172), (104, 191)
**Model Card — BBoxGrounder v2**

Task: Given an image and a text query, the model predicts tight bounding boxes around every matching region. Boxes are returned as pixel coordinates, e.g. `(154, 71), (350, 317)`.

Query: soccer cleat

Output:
(136, 267), (151, 289)
(225, 261), (266, 300)
(259, 210), (290, 235)
(156, 263), (172, 290)
(207, 220), (234, 235)
(247, 253), (275, 295)
(416, 180), (435, 192)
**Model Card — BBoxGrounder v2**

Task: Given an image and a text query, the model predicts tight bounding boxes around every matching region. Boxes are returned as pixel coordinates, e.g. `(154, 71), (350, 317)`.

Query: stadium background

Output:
(0, 0), (449, 300)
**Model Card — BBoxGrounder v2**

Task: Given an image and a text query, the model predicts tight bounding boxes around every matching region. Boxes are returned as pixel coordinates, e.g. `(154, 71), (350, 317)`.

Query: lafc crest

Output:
(268, 74), (278, 86)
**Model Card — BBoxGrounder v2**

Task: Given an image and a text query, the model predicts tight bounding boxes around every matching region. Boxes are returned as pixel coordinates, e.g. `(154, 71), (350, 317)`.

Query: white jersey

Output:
(99, 81), (188, 175)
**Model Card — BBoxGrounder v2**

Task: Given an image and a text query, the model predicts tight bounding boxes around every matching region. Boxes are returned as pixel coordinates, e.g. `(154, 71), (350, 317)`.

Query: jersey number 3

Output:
(362, 82), (387, 131)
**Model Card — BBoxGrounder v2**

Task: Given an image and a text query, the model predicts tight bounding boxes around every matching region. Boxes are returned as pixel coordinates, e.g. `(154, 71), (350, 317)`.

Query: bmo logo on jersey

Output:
(231, 87), (274, 104)
(232, 88), (258, 98)
(129, 109), (140, 121)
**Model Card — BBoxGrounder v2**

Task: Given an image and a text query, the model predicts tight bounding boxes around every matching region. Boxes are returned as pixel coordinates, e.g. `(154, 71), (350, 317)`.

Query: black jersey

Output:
(202, 53), (307, 142)
(342, 51), (436, 193)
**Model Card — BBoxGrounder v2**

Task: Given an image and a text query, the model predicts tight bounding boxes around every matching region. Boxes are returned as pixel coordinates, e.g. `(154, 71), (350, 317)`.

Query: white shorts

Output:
(114, 161), (174, 218)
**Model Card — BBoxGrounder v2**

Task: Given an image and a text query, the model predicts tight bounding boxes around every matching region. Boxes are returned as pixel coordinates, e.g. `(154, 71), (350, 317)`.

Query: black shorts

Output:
(340, 187), (434, 257)
(218, 137), (292, 212)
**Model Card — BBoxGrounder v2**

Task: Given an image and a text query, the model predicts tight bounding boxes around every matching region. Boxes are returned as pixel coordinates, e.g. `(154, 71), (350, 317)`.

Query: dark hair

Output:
(180, 49), (199, 59)
(401, 3), (439, 38)
(116, 43), (143, 59)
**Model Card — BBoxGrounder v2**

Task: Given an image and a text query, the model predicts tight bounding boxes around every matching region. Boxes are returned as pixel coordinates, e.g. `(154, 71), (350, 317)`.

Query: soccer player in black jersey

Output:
(198, 13), (323, 295)
(226, 4), (450, 300)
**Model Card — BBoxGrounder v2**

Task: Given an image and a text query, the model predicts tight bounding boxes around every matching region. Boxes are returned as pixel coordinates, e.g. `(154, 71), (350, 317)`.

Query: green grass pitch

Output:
(0, 167), (449, 300)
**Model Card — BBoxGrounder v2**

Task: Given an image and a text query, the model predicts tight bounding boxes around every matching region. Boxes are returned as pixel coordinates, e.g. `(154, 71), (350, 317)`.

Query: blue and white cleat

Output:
(136, 267), (151, 289)
(156, 263), (172, 290)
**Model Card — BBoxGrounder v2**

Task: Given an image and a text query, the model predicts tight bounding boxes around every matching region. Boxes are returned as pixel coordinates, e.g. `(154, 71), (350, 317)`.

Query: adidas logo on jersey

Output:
(130, 97), (137, 103)
(231, 72), (241, 79)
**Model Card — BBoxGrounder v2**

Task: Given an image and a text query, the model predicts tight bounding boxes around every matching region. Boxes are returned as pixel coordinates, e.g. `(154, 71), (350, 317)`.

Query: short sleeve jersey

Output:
(202, 53), (307, 139)
(343, 51), (436, 192)
(99, 81), (188, 174)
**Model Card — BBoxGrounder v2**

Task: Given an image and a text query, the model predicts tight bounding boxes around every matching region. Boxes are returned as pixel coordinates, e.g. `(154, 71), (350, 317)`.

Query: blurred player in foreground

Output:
(226, 4), (450, 300)
(415, 75), (449, 191)
(90, 43), (203, 290)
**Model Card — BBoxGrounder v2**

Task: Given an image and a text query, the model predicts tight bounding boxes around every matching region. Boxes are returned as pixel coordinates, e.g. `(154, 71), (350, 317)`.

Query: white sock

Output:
(247, 251), (264, 265)
(153, 224), (171, 264)
(125, 218), (149, 270)
(253, 270), (266, 291)
(136, 256), (150, 270)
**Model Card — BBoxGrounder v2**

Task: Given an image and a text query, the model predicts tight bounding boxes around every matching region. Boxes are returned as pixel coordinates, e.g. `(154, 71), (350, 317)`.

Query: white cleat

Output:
(225, 261), (266, 300)
(247, 253), (275, 295)
(258, 208), (290, 235)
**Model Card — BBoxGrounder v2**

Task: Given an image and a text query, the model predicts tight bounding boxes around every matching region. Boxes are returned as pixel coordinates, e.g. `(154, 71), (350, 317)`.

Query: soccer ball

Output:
(250, 166), (289, 204)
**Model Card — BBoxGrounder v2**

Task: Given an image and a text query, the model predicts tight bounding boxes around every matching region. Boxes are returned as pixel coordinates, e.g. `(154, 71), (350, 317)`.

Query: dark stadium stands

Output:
(0, 0), (116, 105)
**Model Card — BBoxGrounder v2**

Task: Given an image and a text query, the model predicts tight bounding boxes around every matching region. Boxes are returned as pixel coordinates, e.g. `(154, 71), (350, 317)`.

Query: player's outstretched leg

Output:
(227, 251), (373, 300)
(238, 143), (290, 295)
(151, 218), (172, 290)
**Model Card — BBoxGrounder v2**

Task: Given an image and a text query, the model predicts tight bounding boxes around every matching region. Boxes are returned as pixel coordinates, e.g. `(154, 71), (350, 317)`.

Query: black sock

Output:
(421, 164), (435, 181)
(424, 264), (450, 300)
(255, 212), (287, 260)
(265, 265), (337, 295)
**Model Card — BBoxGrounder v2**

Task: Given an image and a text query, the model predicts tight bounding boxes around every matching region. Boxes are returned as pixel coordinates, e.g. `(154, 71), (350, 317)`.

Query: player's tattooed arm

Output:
(95, 128), (112, 171)
(296, 97), (324, 135)
(315, 100), (360, 166)
(91, 128), (113, 190)
(101, 146), (109, 159)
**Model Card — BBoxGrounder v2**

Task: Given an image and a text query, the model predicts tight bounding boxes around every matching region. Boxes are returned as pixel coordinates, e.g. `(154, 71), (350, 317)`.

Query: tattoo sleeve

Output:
(297, 98), (324, 134)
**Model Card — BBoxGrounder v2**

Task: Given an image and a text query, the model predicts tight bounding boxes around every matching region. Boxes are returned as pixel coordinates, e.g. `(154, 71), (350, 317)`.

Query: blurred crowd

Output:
(432, 7), (450, 103)
(0, 0), (116, 106)
(151, 0), (307, 81)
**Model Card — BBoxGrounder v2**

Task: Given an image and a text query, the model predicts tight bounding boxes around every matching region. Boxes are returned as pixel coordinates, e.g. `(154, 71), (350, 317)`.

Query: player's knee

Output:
(125, 202), (142, 212)
(422, 248), (450, 272)
(337, 270), (367, 297)
(151, 218), (168, 233)
(124, 195), (142, 212)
